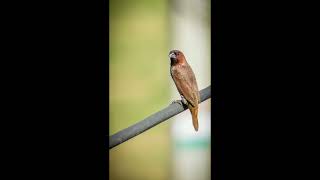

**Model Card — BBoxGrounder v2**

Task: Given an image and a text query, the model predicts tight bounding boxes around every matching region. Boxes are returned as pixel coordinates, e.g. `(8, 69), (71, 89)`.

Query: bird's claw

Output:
(171, 100), (183, 106)
(181, 96), (188, 105)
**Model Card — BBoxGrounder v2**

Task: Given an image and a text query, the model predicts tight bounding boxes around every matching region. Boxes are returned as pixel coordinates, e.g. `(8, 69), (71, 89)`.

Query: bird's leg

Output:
(180, 95), (188, 107)
(171, 95), (188, 107)
(180, 95), (188, 106)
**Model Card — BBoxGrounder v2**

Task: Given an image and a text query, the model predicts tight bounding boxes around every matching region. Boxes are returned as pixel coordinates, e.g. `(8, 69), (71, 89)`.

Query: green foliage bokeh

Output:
(109, 0), (171, 179)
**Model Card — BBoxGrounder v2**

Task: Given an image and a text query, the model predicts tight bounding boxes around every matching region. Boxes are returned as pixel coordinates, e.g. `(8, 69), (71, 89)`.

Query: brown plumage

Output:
(169, 50), (200, 131)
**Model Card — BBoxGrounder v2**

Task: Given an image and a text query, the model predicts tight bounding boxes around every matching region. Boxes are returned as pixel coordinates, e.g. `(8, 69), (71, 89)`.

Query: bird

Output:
(169, 50), (200, 131)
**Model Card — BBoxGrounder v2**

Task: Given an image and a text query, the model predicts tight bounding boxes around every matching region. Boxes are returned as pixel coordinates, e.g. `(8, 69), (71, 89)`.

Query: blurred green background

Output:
(109, 0), (171, 179)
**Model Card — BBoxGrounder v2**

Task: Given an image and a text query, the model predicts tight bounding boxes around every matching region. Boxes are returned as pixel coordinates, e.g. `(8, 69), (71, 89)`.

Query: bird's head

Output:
(169, 50), (186, 65)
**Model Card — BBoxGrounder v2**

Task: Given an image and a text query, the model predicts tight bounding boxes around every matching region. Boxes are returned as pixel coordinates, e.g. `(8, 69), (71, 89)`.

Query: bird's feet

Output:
(171, 96), (188, 107)
(171, 100), (183, 106)
(180, 95), (188, 106)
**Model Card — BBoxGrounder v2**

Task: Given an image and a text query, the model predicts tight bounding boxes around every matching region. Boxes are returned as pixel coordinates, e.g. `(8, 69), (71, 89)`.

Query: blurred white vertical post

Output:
(169, 0), (211, 180)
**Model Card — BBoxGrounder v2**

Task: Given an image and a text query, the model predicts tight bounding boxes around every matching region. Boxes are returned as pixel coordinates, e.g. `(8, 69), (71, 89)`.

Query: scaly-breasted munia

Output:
(169, 50), (200, 131)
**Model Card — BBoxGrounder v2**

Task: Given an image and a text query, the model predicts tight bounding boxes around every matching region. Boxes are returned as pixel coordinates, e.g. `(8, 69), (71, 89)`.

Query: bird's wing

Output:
(171, 65), (199, 107)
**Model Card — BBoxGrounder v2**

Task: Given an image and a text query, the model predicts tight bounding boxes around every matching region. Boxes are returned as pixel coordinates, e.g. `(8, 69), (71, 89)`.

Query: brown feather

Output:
(169, 50), (200, 131)
(189, 105), (199, 131)
(170, 64), (199, 107)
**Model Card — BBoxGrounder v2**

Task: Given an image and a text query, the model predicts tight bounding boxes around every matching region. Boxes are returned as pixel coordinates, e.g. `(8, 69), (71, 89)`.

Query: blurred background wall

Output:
(169, 0), (211, 180)
(109, 0), (210, 179)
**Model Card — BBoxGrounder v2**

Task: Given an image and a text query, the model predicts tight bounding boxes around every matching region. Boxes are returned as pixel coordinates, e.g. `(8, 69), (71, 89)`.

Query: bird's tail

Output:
(189, 106), (199, 131)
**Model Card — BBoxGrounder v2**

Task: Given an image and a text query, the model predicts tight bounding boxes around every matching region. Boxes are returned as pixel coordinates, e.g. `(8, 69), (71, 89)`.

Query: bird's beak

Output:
(169, 53), (176, 59)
